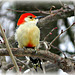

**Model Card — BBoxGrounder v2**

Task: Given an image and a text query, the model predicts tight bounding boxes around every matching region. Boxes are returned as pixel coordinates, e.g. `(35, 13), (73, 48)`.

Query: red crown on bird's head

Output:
(17, 13), (36, 26)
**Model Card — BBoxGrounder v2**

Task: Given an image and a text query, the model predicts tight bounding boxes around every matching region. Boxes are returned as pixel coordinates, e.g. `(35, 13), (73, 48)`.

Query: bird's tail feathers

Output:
(30, 57), (43, 71)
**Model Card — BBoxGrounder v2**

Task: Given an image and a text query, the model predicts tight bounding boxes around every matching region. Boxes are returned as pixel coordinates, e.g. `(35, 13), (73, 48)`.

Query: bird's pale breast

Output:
(15, 23), (40, 48)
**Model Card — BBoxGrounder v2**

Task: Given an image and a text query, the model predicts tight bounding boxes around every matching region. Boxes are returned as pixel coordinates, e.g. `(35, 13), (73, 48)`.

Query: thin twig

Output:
(41, 59), (46, 74)
(7, 9), (27, 13)
(59, 0), (70, 9)
(49, 6), (55, 14)
(7, 8), (50, 14)
(59, 0), (64, 7)
(43, 41), (48, 50)
(35, 7), (50, 14)
(40, 41), (66, 58)
(44, 27), (57, 41)
(0, 24), (19, 73)
(70, 54), (75, 58)
(15, 57), (30, 69)
(51, 45), (66, 58)
(49, 23), (75, 49)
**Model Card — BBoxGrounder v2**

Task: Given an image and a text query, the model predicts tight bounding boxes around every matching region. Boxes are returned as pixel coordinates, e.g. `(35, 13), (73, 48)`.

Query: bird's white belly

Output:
(15, 24), (40, 48)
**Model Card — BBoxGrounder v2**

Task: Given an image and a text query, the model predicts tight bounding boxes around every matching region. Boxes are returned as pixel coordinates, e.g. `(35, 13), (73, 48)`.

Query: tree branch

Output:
(38, 7), (74, 27)
(0, 48), (75, 72)
(49, 22), (75, 49)
(0, 24), (19, 73)
(2, 62), (24, 71)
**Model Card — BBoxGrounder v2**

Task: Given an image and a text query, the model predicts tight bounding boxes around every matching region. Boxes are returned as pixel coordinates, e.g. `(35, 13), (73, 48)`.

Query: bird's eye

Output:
(29, 16), (33, 19)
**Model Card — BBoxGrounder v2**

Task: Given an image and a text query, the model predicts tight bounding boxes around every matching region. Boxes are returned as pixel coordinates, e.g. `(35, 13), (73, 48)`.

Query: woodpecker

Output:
(15, 13), (42, 71)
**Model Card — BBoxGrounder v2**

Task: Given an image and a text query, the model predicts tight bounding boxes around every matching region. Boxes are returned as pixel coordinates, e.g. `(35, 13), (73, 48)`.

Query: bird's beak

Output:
(35, 16), (44, 19)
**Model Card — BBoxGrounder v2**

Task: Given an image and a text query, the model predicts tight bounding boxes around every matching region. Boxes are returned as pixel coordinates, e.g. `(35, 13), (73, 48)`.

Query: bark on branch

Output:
(0, 48), (75, 72)
(38, 8), (74, 27)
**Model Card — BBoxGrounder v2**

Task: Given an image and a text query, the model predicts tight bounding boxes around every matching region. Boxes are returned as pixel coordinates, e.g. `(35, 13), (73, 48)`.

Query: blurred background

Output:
(0, 0), (75, 75)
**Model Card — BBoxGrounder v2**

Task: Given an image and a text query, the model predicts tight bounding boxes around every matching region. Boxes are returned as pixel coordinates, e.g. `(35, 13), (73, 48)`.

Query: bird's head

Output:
(17, 13), (37, 26)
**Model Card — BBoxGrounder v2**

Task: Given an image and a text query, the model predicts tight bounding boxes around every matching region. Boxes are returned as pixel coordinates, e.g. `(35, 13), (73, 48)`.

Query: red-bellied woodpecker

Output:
(15, 13), (42, 71)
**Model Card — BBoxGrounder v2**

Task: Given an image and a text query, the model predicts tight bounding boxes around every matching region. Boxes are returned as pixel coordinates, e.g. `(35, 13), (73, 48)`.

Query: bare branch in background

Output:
(38, 7), (74, 27)
(44, 27), (57, 41)
(0, 24), (20, 73)
(49, 23), (75, 49)
(51, 45), (66, 58)
(7, 9), (50, 15)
